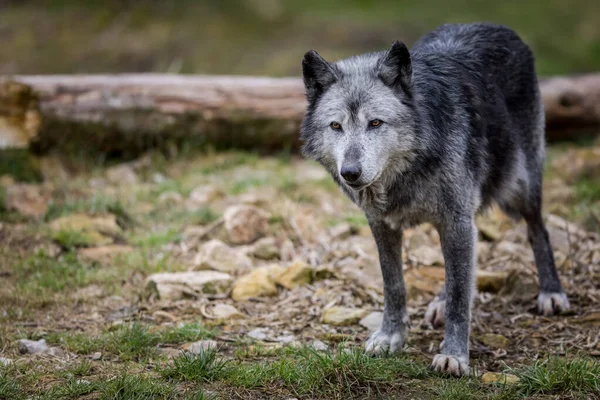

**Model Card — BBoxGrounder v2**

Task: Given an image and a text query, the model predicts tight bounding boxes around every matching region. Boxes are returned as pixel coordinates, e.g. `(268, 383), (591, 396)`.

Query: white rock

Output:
(247, 328), (269, 341)
(359, 312), (383, 331)
(0, 357), (13, 366)
(145, 271), (233, 300)
(18, 338), (48, 354)
(211, 304), (246, 319)
(194, 239), (253, 274)
(183, 340), (218, 354)
(224, 205), (270, 244)
(309, 340), (328, 351)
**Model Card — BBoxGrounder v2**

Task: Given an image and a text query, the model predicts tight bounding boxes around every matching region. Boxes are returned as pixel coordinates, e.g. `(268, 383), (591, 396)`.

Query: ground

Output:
(0, 141), (599, 399)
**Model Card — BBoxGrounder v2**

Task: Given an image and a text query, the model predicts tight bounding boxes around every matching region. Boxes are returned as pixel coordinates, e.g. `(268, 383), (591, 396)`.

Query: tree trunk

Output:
(7, 73), (600, 154)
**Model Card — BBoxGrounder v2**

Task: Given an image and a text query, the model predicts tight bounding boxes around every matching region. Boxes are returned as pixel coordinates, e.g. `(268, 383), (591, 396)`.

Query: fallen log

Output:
(6, 73), (600, 154)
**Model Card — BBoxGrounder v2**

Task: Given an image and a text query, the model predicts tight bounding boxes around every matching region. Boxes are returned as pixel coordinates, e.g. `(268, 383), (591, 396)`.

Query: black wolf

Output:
(300, 23), (569, 376)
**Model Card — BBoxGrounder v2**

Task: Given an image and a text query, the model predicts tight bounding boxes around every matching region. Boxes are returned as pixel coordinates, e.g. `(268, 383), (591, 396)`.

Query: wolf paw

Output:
(538, 292), (570, 316)
(424, 296), (446, 328)
(430, 354), (469, 377)
(365, 330), (405, 355)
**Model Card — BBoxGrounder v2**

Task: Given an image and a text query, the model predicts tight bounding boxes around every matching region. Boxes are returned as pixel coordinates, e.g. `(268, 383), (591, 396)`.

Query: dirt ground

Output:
(0, 143), (599, 399)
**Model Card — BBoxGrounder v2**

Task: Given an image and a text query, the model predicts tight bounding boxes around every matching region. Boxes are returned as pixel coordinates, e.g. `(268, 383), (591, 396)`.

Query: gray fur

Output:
(300, 23), (570, 377)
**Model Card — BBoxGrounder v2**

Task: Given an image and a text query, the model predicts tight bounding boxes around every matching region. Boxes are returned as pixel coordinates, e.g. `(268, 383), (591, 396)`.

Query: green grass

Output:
(99, 373), (179, 400)
(0, 371), (23, 400)
(512, 357), (600, 396)
(435, 378), (484, 400)
(15, 251), (93, 294)
(161, 349), (226, 382)
(47, 323), (215, 361)
(130, 228), (181, 249)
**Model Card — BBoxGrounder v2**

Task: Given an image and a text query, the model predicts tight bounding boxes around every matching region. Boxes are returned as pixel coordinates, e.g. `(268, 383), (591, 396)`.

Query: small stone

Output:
(478, 333), (510, 349)
(329, 223), (357, 240)
(211, 304), (246, 319)
(183, 340), (218, 354)
(105, 164), (138, 185)
(309, 340), (328, 351)
(224, 205), (270, 244)
(194, 239), (253, 275)
(231, 266), (279, 301)
(481, 372), (519, 385)
(3, 183), (51, 219)
(247, 328), (269, 341)
(45, 347), (66, 357)
(280, 239), (296, 262)
(251, 237), (280, 260)
(78, 245), (133, 264)
(359, 312), (383, 331)
(18, 338), (48, 354)
(188, 185), (223, 207)
(321, 307), (368, 326)
(276, 261), (313, 289)
(411, 246), (444, 266)
(274, 335), (296, 343)
(476, 270), (510, 293)
(0, 357), (13, 366)
(158, 191), (183, 205)
(91, 352), (102, 360)
(145, 271), (233, 300)
(49, 213), (122, 246)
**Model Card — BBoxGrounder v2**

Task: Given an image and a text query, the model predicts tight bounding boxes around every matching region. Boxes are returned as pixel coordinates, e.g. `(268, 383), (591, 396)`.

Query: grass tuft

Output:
(513, 357), (600, 396)
(161, 348), (226, 382)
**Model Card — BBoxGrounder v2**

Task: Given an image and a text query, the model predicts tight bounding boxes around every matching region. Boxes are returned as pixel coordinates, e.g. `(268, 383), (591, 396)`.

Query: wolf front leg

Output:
(365, 219), (408, 354)
(430, 217), (476, 376)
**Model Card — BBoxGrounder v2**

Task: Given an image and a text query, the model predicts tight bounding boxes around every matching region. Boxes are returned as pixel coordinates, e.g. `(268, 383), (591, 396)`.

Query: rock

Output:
(329, 223), (357, 241)
(274, 335), (296, 344)
(188, 185), (223, 207)
(3, 183), (51, 219)
(411, 245), (444, 266)
(405, 267), (445, 299)
(105, 164), (138, 185)
(247, 328), (269, 341)
(224, 205), (270, 244)
(478, 333), (510, 349)
(44, 347), (66, 357)
(145, 271), (233, 300)
(78, 245), (134, 264)
(0, 357), (13, 366)
(280, 239), (296, 262)
(49, 213), (122, 246)
(251, 237), (280, 260)
(158, 191), (183, 205)
(183, 340), (218, 354)
(194, 239), (253, 275)
(91, 352), (102, 360)
(309, 339), (328, 351)
(18, 338), (48, 354)
(338, 256), (383, 289)
(481, 372), (519, 385)
(211, 304), (246, 320)
(321, 307), (368, 326)
(276, 261), (313, 289)
(476, 270), (510, 293)
(359, 312), (383, 331)
(231, 266), (280, 301)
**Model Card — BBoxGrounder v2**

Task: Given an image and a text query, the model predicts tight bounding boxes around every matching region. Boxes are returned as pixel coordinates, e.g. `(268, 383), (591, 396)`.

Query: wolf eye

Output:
(370, 119), (383, 128)
(330, 122), (342, 130)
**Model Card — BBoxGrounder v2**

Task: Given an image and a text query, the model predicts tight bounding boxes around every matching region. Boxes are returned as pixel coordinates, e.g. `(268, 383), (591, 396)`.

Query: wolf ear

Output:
(302, 50), (337, 103)
(379, 41), (412, 91)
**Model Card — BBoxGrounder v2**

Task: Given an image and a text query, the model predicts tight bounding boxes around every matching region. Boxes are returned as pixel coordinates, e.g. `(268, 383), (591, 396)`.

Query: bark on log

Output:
(8, 73), (600, 153)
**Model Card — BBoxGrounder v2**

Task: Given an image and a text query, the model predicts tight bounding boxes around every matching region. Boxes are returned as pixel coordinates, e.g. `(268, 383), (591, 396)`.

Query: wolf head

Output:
(300, 42), (419, 194)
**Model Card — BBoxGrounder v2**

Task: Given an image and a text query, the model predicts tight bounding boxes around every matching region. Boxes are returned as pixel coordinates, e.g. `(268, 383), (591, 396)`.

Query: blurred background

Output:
(1, 0), (599, 76)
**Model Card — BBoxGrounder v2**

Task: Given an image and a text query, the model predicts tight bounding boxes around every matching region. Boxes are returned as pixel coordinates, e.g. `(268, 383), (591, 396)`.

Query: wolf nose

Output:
(341, 165), (362, 183)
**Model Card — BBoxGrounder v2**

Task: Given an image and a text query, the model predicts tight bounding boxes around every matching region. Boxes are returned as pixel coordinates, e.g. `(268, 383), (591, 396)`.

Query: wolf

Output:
(300, 23), (570, 376)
